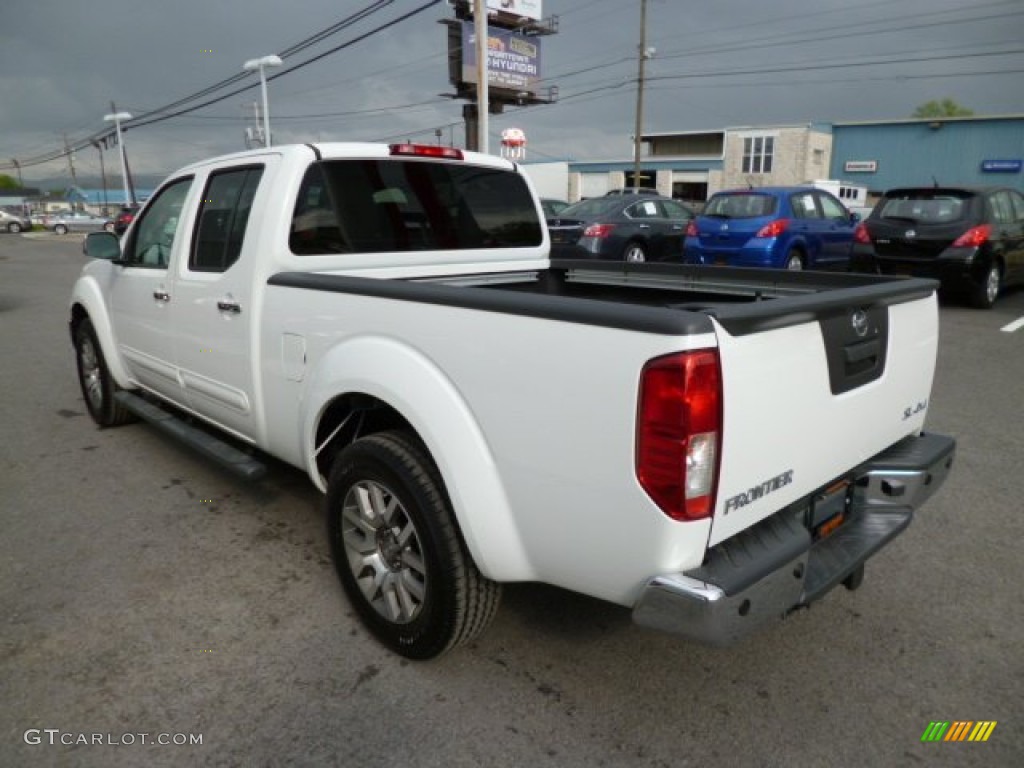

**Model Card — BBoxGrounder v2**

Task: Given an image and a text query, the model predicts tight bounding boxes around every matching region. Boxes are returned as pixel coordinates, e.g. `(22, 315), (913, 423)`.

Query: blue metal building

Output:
(830, 115), (1024, 193)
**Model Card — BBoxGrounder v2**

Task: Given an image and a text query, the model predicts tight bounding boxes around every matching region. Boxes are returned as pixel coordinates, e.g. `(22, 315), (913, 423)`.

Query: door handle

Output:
(153, 290), (170, 302)
(639, 224), (651, 229)
(217, 299), (242, 314)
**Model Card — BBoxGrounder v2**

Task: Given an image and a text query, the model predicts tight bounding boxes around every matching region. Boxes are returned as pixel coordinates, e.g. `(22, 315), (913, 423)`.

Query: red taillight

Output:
(853, 222), (872, 244)
(952, 223), (991, 248)
(755, 218), (789, 238)
(389, 143), (464, 160)
(582, 223), (615, 238)
(636, 350), (722, 521)
(685, 220), (698, 237)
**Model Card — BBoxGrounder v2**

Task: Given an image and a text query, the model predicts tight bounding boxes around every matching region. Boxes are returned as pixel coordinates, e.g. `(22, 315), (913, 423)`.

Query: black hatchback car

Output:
(850, 186), (1024, 308)
(547, 195), (695, 262)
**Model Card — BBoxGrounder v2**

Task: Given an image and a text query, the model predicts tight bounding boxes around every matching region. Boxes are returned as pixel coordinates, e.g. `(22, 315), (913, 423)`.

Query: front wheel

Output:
(74, 317), (134, 427)
(970, 263), (1001, 309)
(54, 223), (68, 235)
(326, 431), (501, 660)
(8, 222), (22, 233)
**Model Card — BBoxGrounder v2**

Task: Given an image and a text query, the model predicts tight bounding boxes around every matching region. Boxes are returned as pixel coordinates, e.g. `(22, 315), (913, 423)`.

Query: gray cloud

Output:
(2, 0), (1021, 185)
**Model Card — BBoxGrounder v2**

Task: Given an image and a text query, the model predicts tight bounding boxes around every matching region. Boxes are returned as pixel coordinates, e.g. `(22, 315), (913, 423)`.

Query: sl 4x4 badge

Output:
(903, 399), (928, 420)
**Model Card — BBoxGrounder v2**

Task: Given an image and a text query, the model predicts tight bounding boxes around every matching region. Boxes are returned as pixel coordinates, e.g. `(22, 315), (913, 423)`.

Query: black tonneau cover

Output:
(267, 260), (937, 338)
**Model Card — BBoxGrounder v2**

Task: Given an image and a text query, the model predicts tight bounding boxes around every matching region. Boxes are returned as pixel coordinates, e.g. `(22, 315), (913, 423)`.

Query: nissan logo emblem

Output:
(851, 309), (870, 337)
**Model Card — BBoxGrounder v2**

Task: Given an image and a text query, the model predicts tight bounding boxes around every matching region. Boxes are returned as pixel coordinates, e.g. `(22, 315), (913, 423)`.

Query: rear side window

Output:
(191, 166), (264, 272)
(704, 193), (777, 219)
(289, 159), (542, 255)
(790, 192), (821, 219)
(626, 200), (661, 219)
(989, 191), (1016, 224)
(879, 192), (969, 224)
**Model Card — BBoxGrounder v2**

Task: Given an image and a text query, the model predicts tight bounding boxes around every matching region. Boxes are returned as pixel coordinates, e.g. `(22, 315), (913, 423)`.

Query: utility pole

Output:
(63, 133), (78, 188)
(11, 158), (22, 187)
(632, 0), (649, 189)
(91, 140), (109, 214)
(474, 0), (489, 154)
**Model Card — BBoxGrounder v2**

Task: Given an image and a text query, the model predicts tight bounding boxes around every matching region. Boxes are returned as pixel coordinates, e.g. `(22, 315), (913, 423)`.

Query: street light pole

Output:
(103, 110), (132, 207)
(243, 55), (283, 147)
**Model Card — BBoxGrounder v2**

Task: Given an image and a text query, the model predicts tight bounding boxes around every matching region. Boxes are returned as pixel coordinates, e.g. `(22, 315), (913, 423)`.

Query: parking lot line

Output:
(1000, 316), (1024, 333)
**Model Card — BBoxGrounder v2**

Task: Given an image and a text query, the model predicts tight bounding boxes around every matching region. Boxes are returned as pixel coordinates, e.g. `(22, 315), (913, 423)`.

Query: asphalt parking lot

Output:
(1, 233), (1021, 767)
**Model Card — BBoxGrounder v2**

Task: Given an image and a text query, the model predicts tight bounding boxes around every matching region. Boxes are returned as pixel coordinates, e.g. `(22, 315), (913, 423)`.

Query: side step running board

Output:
(114, 392), (267, 481)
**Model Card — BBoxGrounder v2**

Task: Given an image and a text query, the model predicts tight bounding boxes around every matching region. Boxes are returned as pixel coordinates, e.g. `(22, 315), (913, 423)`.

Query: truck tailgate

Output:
(707, 289), (939, 546)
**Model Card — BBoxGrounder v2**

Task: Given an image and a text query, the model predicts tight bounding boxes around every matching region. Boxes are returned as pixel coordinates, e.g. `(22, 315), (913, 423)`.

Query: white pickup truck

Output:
(71, 142), (955, 659)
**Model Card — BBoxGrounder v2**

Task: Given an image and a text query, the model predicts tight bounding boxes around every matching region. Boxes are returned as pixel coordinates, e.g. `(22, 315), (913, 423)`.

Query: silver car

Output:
(45, 210), (115, 235)
(0, 210), (32, 233)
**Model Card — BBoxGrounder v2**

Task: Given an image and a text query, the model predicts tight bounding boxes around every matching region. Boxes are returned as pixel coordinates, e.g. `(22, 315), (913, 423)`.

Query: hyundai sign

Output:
(462, 22), (542, 95)
(981, 159), (1022, 173)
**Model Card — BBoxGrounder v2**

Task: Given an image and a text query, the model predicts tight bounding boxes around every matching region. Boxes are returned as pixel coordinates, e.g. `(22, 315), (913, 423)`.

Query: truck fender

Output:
(301, 335), (533, 583)
(69, 274), (132, 388)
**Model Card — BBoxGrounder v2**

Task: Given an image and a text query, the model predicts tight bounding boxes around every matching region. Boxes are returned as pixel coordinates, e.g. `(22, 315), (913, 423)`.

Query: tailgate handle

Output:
(844, 338), (880, 366)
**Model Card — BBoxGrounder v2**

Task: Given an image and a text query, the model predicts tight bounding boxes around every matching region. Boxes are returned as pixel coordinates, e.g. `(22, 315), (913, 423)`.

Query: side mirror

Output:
(850, 212), (862, 224)
(83, 231), (121, 261)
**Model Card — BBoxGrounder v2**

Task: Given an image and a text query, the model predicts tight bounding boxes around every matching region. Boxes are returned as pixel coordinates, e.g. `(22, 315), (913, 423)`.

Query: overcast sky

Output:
(2, 0), (1022, 186)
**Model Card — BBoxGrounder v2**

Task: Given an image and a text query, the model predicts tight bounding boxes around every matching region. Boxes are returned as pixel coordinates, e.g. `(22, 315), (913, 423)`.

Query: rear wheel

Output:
(326, 431), (501, 660)
(785, 250), (804, 270)
(969, 263), (1001, 309)
(74, 317), (134, 427)
(54, 223), (68, 235)
(8, 222), (22, 233)
(623, 242), (647, 263)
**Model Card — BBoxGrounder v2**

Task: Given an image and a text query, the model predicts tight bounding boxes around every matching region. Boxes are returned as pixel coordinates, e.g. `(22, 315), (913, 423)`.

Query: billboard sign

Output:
(487, 0), (542, 21)
(462, 22), (542, 95)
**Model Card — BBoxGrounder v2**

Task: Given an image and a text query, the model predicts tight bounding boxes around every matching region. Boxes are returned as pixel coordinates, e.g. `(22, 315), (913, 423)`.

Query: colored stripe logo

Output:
(921, 721), (997, 742)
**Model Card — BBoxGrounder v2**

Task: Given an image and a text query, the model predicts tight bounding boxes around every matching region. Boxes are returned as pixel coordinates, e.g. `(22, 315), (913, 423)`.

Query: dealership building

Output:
(524, 114), (1024, 204)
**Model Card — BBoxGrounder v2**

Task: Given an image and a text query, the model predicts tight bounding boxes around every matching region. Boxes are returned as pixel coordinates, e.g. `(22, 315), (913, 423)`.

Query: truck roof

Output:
(170, 142), (518, 177)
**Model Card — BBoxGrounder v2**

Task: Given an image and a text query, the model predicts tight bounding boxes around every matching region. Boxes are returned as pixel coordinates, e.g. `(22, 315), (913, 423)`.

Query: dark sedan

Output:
(547, 196), (695, 262)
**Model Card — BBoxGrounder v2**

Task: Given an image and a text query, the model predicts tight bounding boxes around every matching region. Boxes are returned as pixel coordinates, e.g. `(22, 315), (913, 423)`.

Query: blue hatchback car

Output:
(683, 186), (860, 270)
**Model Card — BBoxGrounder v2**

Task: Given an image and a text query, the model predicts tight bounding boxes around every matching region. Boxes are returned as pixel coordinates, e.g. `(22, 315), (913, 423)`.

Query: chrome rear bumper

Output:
(632, 432), (955, 646)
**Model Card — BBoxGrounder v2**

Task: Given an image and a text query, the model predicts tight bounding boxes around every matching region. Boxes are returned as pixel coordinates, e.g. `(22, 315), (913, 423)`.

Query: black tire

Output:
(969, 263), (1001, 309)
(8, 222), (21, 234)
(623, 241), (647, 263)
(326, 431), (501, 660)
(54, 223), (68, 235)
(74, 317), (135, 427)
(784, 250), (804, 270)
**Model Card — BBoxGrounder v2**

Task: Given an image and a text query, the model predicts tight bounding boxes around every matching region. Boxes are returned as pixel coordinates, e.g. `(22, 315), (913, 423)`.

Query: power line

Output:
(127, 1), (431, 130)
(0, 1), (433, 171)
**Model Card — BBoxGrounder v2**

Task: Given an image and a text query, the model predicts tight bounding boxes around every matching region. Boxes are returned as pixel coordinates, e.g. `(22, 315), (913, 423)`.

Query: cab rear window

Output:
(289, 159), (542, 255)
